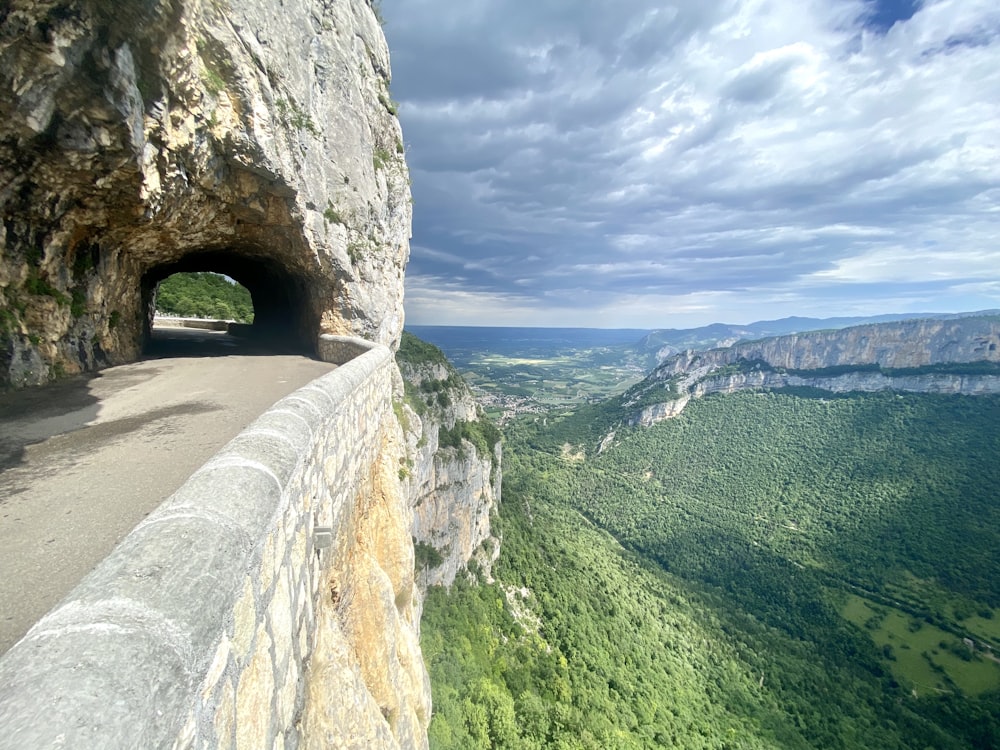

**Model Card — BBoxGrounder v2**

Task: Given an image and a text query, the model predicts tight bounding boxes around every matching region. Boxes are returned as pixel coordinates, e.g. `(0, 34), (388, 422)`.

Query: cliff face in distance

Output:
(628, 315), (1000, 427)
(0, 0), (409, 387)
(636, 310), (1000, 365)
(395, 332), (502, 592)
(656, 316), (1000, 375)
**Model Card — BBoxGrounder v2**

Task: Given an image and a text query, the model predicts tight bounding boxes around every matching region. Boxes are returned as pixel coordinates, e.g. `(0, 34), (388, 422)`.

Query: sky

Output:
(380, 0), (1000, 329)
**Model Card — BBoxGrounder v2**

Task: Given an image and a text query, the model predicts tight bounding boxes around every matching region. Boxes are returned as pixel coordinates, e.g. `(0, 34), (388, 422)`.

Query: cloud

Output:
(382, 0), (1000, 327)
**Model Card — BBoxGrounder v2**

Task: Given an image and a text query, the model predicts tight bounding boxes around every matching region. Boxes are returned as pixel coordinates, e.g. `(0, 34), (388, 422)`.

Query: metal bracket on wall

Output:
(314, 526), (333, 551)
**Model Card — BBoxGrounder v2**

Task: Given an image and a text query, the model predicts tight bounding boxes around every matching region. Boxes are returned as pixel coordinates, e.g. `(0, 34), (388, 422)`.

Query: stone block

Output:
(222, 429), (308, 491)
(269, 568), (294, 672)
(235, 626), (275, 750)
(202, 636), (233, 702)
(175, 715), (198, 750)
(276, 658), (300, 729)
(214, 677), (236, 749)
(260, 530), (277, 593)
(232, 578), (257, 662)
(28, 511), (248, 676)
(290, 528), (308, 592)
(279, 387), (337, 424)
(167, 460), (286, 547)
(0, 613), (194, 749)
(252, 405), (320, 448)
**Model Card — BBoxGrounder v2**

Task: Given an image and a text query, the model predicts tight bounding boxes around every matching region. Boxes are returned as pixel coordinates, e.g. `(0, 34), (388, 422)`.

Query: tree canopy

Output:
(423, 390), (1000, 749)
(155, 272), (253, 322)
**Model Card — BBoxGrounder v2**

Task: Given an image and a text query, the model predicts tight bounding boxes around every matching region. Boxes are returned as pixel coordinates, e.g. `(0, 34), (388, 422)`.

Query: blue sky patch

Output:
(863, 0), (921, 34)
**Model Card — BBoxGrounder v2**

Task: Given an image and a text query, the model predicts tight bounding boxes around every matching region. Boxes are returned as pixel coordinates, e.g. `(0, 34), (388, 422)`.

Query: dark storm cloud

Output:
(382, 0), (1000, 327)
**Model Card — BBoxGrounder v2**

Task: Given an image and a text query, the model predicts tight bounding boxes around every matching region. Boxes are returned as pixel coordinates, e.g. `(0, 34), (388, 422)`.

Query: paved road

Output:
(0, 328), (336, 653)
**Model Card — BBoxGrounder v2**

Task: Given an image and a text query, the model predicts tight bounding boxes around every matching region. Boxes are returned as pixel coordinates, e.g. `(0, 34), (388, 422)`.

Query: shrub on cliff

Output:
(398, 330), (449, 368)
(438, 419), (501, 458)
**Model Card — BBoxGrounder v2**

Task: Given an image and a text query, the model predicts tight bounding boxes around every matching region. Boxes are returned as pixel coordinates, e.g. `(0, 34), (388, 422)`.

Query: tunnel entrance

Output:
(140, 251), (315, 357)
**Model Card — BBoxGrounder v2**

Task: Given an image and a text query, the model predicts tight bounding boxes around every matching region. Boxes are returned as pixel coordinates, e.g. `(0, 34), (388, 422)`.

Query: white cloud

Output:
(382, 0), (1000, 327)
(810, 246), (1000, 284)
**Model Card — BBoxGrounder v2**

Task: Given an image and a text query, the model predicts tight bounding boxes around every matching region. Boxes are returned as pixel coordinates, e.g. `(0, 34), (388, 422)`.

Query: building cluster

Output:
(471, 389), (546, 425)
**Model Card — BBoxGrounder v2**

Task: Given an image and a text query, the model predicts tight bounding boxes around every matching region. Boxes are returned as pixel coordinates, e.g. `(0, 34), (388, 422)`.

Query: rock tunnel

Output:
(140, 250), (315, 352)
(0, 0), (410, 389)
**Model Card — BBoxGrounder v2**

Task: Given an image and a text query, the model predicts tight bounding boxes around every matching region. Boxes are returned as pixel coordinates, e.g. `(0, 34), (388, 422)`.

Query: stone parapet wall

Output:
(319, 334), (387, 365)
(0, 335), (398, 749)
(154, 316), (232, 331)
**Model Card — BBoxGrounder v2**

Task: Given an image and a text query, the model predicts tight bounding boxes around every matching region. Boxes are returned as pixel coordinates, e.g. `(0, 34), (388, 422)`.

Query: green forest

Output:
(421, 388), (1000, 748)
(154, 272), (254, 322)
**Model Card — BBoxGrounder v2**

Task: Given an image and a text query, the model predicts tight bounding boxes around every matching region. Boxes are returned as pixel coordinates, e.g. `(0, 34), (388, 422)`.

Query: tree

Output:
(155, 272), (253, 322)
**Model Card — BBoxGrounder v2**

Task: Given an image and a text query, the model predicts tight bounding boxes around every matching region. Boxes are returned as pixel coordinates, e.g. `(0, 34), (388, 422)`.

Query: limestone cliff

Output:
(0, 4), (500, 747)
(395, 332), (502, 591)
(628, 316), (1000, 426)
(0, 0), (409, 387)
(0, 1), (466, 747)
(303, 422), (431, 750)
(655, 316), (1000, 377)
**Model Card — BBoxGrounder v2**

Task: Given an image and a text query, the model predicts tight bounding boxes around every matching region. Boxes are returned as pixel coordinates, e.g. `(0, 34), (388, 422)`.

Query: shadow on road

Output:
(0, 374), (101, 473)
(0, 327), (314, 476)
(143, 326), (314, 359)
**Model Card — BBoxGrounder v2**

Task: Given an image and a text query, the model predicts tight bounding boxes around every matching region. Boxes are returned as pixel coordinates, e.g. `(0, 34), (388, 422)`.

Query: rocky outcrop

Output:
(303, 421), (431, 750)
(629, 371), (1000, 427)
(396, 333), (502, 591)
(655, 317), (1000, 378)
(407, 430), (501, 590)
(628, 395), (692, 427)
(629, 316), (1000, 426)
(0, 0), (410, 387)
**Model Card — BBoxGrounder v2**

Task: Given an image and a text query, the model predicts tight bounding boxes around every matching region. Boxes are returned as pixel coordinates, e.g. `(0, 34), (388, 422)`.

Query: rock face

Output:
(303, 424), (432, 750)
(0, 0), (409, 387)
(629, 316), (1000, 426)
(655, 317), (1000, 377)
(407, 429), (501, 590)
(0, 2), (495, 746)
(396, 334), (502, 591)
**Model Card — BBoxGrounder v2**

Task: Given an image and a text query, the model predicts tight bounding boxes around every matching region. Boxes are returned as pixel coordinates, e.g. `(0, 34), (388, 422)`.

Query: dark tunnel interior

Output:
(140, 250), (315, 356)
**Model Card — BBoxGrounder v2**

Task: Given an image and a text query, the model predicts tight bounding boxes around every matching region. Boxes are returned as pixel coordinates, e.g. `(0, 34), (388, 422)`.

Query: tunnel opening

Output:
(140, 251), (315, 357)
(154, 272), (255, 323)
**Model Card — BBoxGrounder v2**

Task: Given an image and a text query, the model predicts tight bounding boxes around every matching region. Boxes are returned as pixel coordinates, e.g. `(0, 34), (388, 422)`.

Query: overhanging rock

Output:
(0, 0), (410, 388)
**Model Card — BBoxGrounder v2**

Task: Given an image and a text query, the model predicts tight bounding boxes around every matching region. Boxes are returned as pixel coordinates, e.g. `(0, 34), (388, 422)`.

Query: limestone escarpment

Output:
(0, 0), (409, 387)
(628, 316), (1000, 426)
(303, 421), (430, 750)
(406, 425), (501, 590)
(396, 333), (502, 590)
(654, 317), (1000, 378)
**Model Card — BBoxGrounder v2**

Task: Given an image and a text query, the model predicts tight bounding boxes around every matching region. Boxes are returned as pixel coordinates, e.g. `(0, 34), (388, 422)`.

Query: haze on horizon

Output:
(381, 0), (1000, 330)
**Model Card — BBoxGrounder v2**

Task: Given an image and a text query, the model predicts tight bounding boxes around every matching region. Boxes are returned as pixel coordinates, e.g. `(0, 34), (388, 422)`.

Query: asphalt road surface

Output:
(0, 328), (336, 653)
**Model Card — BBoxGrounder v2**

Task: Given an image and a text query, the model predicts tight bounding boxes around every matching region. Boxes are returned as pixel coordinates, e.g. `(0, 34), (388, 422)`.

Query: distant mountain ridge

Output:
(625, 313), (1000, 427)
(638, 309), (1000, 364)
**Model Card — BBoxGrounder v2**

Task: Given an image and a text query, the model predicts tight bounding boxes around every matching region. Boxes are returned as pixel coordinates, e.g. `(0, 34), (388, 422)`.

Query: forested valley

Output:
(422, 388), (1000, 748)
